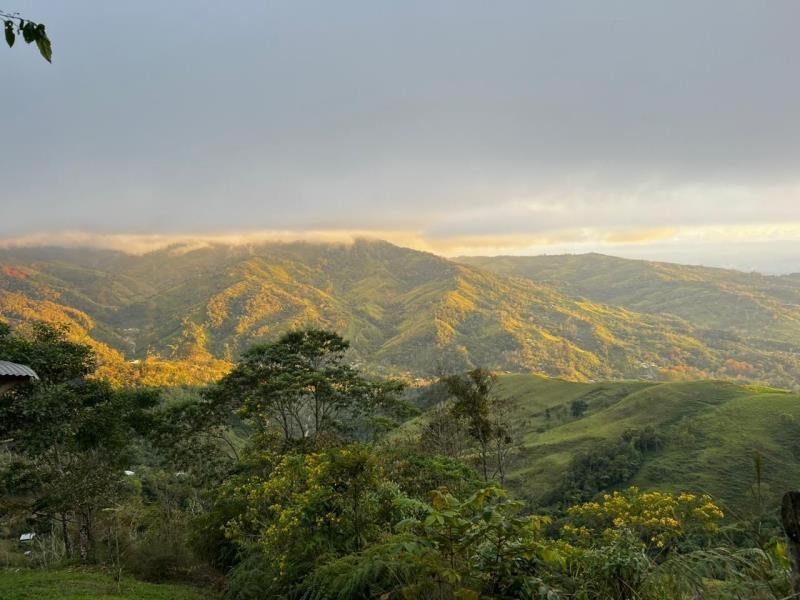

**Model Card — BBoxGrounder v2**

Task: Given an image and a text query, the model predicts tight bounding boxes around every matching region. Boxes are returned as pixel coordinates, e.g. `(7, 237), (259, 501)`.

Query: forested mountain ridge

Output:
(2, 240), (800, 387)
(458, 253), (800, 344)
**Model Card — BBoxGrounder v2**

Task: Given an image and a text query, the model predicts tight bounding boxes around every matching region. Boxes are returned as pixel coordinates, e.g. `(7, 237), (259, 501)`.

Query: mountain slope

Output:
(488, 375), (800, 513)
(1, 241), (800, 386)
(460, 253), (800, 387)
(458, 253), (800, 343)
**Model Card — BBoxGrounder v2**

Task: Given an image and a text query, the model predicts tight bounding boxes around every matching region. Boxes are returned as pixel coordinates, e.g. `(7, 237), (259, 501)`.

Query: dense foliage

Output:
(0, 323), (795, 599)
(0, 322), (160, 561)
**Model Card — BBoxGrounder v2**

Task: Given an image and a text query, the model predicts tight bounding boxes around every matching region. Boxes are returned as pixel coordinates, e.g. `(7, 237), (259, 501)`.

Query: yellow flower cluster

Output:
(565, 486), (724, 549)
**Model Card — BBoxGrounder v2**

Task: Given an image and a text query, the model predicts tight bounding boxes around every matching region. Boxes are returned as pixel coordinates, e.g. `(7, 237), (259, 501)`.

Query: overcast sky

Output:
(2, 1), (800, 272)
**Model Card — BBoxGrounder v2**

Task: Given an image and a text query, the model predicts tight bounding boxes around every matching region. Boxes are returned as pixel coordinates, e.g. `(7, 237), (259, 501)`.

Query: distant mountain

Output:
(460, 253), (800, 387)
(2, 241), (800, 387)
(457, 253), (800, 339)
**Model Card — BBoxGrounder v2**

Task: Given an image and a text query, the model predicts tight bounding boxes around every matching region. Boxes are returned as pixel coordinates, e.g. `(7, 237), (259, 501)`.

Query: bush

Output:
(545, 440), (643, 506)
(383, 451), (484, 500)
(226, 550), (283, 600)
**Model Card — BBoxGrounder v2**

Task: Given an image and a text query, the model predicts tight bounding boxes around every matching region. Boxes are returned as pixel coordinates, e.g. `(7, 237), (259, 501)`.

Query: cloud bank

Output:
(3, 222), (799, 274)
(2, 2), (800, 273)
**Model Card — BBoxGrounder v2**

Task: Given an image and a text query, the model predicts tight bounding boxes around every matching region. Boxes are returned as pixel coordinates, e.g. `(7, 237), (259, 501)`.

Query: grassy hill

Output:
(490, 374), (800, 513)
(2, 242), (800, 386)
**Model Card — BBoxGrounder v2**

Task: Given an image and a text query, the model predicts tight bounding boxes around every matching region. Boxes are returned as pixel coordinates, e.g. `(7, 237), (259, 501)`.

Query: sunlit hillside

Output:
(1, 241), (800, 387)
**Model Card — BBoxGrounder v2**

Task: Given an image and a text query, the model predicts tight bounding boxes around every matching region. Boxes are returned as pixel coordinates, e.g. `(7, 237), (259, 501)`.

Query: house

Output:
(0, 360), (39, 395)
(19, 532), (36, 543)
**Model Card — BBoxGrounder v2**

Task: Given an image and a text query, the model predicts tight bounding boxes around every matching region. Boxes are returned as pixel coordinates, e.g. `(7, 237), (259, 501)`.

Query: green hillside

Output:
(491, 374), (800, 513)
(2, 242), (800, 386)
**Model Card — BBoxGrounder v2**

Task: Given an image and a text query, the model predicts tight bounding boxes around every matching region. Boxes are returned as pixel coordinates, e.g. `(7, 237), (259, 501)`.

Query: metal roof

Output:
(0, 361), (39, 380)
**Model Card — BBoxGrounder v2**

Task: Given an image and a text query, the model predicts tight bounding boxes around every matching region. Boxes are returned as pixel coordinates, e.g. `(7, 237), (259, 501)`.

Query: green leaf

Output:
(4, 21), (14, 48)
(34, 24), (51, 62)
(21, 21), (35, 44)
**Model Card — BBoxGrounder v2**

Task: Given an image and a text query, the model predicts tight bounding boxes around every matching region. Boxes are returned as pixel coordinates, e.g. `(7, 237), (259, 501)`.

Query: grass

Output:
(0, 569), (214, 600)
(476, 374), (800, 513)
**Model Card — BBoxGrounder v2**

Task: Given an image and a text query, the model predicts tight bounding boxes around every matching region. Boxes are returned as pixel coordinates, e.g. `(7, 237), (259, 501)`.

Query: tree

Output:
(225, 444), (403, 594)
(0, 322), (158, 561)
(547, 438), (644, 506)
(302, 485), (560, 599)
(565, 486), (724, 554)
(0, 321), (94, 384)
(446, 369), (496, 480)
(418, 403), (473, 459)
(153, 386), (243, 484)
(445, 368), (518, 484)
(212, 329), (406, 447)
(1, 10), (52, 62)
(570, 398), (588, 417)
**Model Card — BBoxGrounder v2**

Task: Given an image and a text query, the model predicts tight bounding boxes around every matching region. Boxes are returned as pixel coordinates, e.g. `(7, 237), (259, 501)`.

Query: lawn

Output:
(0, 569), (215, 600)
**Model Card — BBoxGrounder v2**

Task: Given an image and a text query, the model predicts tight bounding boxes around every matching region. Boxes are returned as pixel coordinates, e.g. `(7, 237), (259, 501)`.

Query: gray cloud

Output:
(1, 1), (800, 271)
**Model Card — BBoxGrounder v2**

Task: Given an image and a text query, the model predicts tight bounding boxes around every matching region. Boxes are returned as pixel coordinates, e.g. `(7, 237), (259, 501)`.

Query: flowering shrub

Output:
(564, 486), (724, 551)
(224, 444), (401, 584)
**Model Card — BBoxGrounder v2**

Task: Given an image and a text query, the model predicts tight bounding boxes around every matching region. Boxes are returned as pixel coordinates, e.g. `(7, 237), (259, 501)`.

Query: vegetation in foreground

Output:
(0, 321), (797, 598)
(0, 568), (211, 599)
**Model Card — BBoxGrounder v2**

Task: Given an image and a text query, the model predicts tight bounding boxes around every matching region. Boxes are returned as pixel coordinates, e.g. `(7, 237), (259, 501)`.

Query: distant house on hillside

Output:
(0, 360), (39, 395)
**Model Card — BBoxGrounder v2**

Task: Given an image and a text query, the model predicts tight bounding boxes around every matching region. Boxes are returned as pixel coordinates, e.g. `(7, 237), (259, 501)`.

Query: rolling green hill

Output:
(491, 374), (800, 513)
(1, 241), (800, 386)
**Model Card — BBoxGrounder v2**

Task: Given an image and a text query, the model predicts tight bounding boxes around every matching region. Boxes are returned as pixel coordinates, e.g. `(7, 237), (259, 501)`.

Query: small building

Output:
(19, 533), (36, 543)
(0, 360), (39, 395)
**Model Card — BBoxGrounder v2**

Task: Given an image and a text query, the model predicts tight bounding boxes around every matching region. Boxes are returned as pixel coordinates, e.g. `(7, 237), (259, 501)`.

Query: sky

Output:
(2, 1), (800, 272)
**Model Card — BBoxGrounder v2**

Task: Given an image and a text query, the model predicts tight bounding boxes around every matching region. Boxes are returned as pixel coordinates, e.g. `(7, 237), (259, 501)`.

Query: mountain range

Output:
(1, 240), (799, 388)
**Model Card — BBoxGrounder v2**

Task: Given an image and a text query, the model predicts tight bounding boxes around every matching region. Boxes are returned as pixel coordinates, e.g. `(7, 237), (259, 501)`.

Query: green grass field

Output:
(0, 569), (214, 600)
(456, 374), (800, 513)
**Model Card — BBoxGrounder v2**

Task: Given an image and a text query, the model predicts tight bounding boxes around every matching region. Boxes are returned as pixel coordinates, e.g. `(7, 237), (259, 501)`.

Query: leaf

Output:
(4, 21), (14, 48)
(21, 21), (35, 44)
(34, 25), (51, 62)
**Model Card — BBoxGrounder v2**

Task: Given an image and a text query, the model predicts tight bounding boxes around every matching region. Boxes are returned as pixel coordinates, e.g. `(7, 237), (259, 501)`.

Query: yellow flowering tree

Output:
(224, 444), (402, 587)
(564, 486), (724, 552)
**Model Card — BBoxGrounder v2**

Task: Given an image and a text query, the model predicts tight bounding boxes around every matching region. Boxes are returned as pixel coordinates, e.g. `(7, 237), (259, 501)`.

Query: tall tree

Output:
(445, 368), (517, 484)
(211, 329), (406, 448)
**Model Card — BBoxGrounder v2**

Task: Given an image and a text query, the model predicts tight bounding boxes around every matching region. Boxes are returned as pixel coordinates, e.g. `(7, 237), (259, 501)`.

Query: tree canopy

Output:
(210, 329), (407, 447)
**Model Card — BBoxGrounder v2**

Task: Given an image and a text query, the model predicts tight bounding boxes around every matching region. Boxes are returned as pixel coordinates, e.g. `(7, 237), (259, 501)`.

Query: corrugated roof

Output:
(0, 361), (39, 379)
